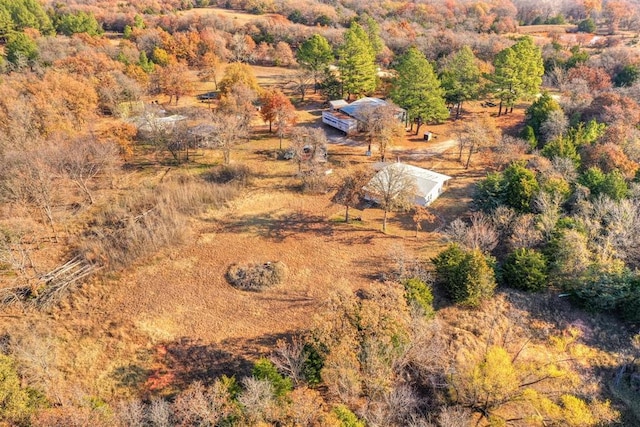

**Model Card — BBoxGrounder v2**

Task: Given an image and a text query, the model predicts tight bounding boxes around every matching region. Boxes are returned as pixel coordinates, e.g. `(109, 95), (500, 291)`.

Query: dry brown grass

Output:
(177, 7), (281, 26)
(1, 84), (631, 418)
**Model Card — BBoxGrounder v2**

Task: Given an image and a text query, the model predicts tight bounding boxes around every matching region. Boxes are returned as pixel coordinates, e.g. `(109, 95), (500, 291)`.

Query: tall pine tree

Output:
(296, 34), (334, 93)
(440, 46), (481, 120)
(391, 46), (449, 135)
(489, 37), (543, 116)
(337, 21), (377, 100)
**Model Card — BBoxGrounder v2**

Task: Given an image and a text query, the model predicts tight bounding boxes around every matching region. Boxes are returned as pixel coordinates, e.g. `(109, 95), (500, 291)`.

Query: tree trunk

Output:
(269, 121), (273, 133)
(415, 225), (419, 238)
(74, 181), (94, 205)
(465, 142), (474, 169)
(382, 209), (388, 232)
(415, 119), (423, 136)
(498, 100), (503, 117)
(345, 205), (350, 223)
(456, 102), (462, 120)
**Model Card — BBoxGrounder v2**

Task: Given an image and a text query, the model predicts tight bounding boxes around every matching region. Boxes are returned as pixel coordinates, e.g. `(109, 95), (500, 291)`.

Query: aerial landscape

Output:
(1, 0), (640, 425)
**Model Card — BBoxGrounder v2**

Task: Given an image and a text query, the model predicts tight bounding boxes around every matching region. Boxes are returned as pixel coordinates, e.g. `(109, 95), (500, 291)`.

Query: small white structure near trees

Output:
(365, 162), (451, 207)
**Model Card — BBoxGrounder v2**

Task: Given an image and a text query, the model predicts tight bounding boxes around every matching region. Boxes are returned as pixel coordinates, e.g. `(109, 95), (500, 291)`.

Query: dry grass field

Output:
(177, 6), (284, 26)
(0, 63), (542, 402)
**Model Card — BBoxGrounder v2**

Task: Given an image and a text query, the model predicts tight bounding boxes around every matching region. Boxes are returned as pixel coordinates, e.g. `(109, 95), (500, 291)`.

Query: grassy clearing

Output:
(2, 84), (633, 418)
(177, 6), (280, 26)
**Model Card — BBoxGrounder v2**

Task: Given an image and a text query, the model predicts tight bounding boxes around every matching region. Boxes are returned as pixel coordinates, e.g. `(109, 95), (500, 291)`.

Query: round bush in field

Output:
(226, 261), (287, 291)
(431, 244), (496, 307)
(502, 248), (548, 292)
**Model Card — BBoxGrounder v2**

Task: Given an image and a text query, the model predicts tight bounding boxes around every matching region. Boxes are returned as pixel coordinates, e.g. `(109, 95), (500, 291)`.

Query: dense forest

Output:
(0, 0), (640, 425)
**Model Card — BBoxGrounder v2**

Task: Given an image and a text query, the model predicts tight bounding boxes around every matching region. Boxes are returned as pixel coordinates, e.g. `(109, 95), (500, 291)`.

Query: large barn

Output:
(366, 162), (452, 207)
(322, 97), (406, 134)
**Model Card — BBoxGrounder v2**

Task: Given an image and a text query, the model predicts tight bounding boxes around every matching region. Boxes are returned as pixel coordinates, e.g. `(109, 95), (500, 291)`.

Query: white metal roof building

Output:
(367, 162), (452, 206)
(322, 97), (406, 134)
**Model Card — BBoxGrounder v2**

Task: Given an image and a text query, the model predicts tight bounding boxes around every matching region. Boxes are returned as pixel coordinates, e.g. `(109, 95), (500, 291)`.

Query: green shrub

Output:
(502, 162), (539, 213)
(621, 289), (640, 323)
(301, 343), (324, 386)
(521, 125), (537, 148)
(570, 272), (640, 323)
(55, 11), (102, 36)
(579, 167), (629, 200)
(474, 172), (505, 212)
(524, 92), (560, 144)
(226, 261), (287, 291)
(577, 18), (596, 33)
(614, 64), (640, 87)
(251, 358), (292, 399)
(502, 248), (548, 292)
(332, 404), (365, 427)
(0, 354), (45, 424)
(403, 278), (435, 318)
(572, 271), (640, 322)
(432, 244), (496, 307)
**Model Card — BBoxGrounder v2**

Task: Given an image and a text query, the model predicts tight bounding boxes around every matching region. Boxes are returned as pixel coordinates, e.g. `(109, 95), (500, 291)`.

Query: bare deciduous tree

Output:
(455, 114), (501, 169)
(533, 191), (563, 240)
(493, 135), (530, 171)
(147, 398), (172, 427)
(271, 338), (306, 386)
(238, 377), (276, 425)
(437, 406), (473, 427)
(172, 380), (236, 426)
(365, 164), (417, 232)
(540, 109), (569, 144)
(332, 168), (370, 222)
(54, 137), (119, 205)
(359, 102), (405, 161)
(444, 212), (498, 253)
(207, 110), (250, 164)
(115, 400), (145, 427)
(508, 213), (543, 251)
(286, 69), (313, 102)
(0, 228), (35, 283)
(413, 205), (436, 238)
(289, 127), (327, 173)
(2, 150), (58, 238)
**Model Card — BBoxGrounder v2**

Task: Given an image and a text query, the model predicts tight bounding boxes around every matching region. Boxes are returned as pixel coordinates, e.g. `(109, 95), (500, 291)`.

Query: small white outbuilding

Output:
(366, 162), (452, 206)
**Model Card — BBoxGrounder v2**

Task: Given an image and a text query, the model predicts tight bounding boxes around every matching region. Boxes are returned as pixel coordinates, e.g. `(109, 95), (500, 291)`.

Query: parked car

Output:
(196, 91), (219, 101)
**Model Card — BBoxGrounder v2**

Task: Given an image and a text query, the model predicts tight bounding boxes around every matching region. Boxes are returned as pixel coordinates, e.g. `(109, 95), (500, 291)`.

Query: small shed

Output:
(328, 99), (349, 111)
(366, 162), (452, 206)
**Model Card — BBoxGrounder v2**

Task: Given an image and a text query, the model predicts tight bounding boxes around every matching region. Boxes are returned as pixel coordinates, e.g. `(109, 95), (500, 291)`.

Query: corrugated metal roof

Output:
(339, 97), (388, 119)
(369, 162), (451, 202)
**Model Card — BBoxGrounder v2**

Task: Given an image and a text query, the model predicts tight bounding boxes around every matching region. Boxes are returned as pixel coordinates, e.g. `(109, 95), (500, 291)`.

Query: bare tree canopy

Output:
(365, 164), (417, 232)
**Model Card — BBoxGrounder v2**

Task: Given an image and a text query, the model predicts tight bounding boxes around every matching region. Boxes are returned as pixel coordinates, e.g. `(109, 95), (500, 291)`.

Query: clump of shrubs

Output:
(403, 278), (435, 318)
(226, 261), (287, 291)
(501, 248), (548, 292)
(205, 164), (252, 186)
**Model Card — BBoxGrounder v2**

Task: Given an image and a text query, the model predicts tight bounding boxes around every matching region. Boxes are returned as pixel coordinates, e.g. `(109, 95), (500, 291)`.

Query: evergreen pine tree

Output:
(337, 22), (377, 100)
(390, 46), (449, 135)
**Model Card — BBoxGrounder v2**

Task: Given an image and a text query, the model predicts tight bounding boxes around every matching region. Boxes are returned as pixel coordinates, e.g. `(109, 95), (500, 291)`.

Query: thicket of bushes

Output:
(226, 261), (287, 291)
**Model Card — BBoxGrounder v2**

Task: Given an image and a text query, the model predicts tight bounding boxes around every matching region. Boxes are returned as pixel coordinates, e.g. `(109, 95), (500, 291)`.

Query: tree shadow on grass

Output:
(219, 210), (335, 242)
(502, 288), (635, 356)
(148, 331), (297, 393)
